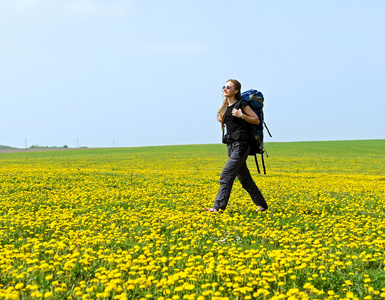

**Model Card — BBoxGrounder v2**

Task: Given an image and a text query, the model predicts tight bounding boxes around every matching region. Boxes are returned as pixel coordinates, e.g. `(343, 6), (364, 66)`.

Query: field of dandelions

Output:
(0, 140), (384, 300)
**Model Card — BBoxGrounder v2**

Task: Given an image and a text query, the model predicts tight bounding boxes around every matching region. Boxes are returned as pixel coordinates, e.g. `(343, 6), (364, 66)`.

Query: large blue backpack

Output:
(235, 89), (272, 174)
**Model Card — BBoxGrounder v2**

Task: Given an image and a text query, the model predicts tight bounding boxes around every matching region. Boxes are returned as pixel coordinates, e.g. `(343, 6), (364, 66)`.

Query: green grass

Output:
(265, 139), (385, 175)
(1, 139), (384, 175)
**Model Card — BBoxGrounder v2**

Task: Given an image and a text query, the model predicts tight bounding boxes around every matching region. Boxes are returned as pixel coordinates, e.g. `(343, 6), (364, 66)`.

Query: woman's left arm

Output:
(232, 105), (260, 125)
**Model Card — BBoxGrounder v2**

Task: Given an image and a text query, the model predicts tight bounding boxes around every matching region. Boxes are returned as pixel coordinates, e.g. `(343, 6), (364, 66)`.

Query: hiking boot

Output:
(256, 206), (268, 212)
(203, 207), (218, 212)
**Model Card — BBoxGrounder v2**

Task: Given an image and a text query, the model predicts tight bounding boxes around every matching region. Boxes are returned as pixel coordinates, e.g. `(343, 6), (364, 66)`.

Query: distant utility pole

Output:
(25, 138), (27, 149)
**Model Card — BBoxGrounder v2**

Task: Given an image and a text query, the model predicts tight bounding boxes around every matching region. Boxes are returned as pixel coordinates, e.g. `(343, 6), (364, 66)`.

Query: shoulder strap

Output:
(234, 99), (246, 110)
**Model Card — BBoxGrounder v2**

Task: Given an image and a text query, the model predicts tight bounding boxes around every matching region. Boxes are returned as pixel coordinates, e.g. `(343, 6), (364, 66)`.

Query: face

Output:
(222, 81), (238, 98)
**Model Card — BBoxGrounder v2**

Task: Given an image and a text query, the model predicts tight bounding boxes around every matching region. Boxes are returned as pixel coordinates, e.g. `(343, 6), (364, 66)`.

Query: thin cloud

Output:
(65, 0), (132, 18)
(135, 39), (211, 56)
(0, 0), (48, 12)
(0, 0), (132, 18)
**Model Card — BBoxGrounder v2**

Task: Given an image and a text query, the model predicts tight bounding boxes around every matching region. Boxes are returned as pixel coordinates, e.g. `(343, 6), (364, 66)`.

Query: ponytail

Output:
(217, 99), (228, 130)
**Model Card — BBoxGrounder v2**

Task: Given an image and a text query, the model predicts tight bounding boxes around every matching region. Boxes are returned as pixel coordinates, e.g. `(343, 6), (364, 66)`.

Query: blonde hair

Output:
(217, 79), (242, 130)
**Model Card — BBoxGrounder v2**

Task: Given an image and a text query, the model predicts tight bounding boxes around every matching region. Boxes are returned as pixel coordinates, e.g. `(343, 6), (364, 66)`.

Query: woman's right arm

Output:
(217, 114), (222, 122)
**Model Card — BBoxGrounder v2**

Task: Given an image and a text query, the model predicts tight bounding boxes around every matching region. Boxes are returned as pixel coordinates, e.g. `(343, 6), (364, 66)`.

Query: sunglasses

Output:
(222, 85), (232, 90)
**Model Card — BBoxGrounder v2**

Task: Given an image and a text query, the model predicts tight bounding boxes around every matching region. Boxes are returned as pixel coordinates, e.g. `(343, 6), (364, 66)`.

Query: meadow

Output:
(0, 140), (384, 300)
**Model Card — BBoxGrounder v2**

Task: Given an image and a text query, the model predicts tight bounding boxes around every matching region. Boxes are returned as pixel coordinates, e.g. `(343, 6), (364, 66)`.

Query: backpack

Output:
(234, 89), (272, 174)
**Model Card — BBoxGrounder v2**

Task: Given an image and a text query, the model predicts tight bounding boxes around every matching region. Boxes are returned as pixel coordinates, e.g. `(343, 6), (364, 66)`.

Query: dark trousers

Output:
(214, 141), (267, 211)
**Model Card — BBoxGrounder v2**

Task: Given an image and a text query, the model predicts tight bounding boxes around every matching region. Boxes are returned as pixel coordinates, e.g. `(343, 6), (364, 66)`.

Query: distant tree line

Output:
(0, 145), (15, 149)
(28, 145), (88, 149)
(0, 144), (89, 149)
(29, 145), (69, 149)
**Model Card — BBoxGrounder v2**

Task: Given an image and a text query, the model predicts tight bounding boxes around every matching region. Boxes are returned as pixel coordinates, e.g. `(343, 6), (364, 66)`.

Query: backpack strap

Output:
(261, 153), (266, 175)
(254, 154), (261, 174)
(234, 99), (247, 111)
(264, 122), (273, 138)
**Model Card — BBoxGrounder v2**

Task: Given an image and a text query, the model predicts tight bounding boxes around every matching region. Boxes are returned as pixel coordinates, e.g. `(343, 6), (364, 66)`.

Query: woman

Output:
(204, 79), (268, 213)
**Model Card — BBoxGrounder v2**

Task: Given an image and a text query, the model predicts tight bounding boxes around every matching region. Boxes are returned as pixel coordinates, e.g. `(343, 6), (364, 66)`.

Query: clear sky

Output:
(1, 0), (384, 148)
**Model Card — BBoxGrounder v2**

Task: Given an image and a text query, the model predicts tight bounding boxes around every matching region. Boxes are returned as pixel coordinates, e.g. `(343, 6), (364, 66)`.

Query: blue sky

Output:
(1, 0), (384, 148)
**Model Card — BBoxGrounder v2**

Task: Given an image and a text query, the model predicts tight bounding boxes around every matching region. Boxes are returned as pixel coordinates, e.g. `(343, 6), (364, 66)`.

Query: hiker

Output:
(204, 79), (268, 213)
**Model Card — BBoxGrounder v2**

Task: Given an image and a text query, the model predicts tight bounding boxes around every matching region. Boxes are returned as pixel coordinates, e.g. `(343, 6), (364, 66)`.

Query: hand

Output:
(232, 108), (243, 118)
